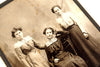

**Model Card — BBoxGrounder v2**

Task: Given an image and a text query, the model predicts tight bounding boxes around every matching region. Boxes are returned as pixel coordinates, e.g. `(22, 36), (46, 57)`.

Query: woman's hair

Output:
(43, 27), (55, 35)
(51, 5), (61, 13)
(11, 27), (22, 38)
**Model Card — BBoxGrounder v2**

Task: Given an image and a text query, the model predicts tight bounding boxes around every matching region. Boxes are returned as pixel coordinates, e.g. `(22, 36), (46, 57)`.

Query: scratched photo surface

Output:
(0, 0), (100, 67)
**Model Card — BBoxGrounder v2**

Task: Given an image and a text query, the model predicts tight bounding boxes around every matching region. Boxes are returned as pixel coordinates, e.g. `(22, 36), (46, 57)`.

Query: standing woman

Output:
(51, 5), (100, 67)
(43, 27), (87, 67)
(11, 27), (49, 67)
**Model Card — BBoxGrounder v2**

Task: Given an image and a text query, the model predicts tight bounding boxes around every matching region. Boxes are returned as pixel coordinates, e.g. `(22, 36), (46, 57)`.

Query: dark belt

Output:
(67, 24), (76, 30)
(55, 51), (72, 60)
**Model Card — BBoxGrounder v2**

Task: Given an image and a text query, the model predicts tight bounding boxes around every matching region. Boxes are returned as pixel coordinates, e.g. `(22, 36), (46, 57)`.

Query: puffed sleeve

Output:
(14, 46), (30, 67)
(67, 12), (89, 38)
(64, 12), (89, 39)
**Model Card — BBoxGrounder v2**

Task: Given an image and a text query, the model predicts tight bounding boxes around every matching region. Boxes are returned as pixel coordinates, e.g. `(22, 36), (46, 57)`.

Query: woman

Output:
(11, 27), (49, 67)
(51, 5), (100, 67)
(42, 27), (87, 67)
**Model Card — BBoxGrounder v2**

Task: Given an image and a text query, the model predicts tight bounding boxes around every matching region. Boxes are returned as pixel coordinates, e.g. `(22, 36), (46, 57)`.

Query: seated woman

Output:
(51, 5), (100, 67)
(11, 27), (49, 67)
(37, 27), (87, 67)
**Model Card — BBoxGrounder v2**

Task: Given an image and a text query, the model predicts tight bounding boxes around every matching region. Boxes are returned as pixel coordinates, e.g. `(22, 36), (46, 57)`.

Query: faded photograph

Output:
(0, 0), (100, 67)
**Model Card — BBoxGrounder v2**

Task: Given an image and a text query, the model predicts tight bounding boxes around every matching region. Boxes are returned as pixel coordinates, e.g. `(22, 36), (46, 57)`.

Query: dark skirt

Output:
(54, 52), (87, 67)
(68, 25), (100, 67)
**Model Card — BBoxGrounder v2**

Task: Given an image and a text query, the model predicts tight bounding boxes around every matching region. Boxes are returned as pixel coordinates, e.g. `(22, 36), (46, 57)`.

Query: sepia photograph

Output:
(0, 0), (100, 67)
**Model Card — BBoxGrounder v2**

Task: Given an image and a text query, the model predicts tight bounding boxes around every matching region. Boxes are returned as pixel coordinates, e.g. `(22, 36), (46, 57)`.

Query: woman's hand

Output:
(54, 58), (60, 63)
(83, 32), (89, 39)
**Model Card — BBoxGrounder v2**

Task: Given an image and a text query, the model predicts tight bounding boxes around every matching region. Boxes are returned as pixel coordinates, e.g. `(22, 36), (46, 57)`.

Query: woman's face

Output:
(14, 30), (23, 40)
(53, 7), (62, 15)
(45, 29), (54, 39)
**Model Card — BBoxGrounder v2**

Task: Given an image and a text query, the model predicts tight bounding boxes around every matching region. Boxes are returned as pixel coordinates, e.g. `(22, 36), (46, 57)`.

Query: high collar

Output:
(46, 37), (57, 47)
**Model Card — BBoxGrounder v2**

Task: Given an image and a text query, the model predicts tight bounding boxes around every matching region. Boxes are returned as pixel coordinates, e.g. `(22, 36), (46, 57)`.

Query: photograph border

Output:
(0, 0), (13, 8)
(73, 0), (100, 32)
(0, 49), (11, 67)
